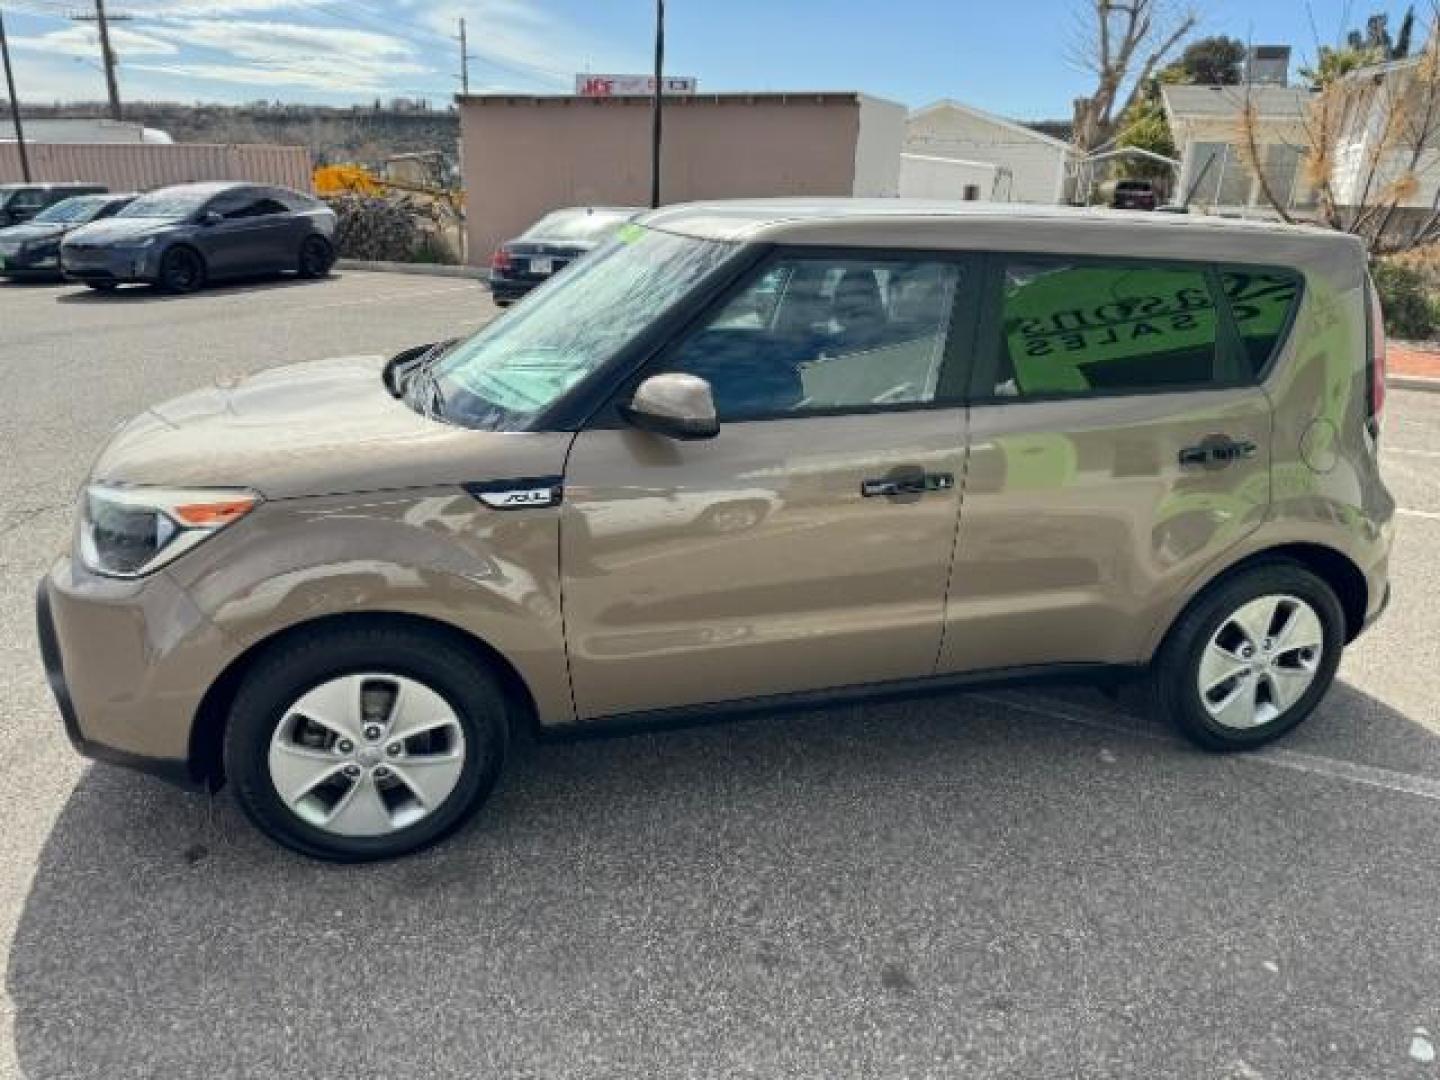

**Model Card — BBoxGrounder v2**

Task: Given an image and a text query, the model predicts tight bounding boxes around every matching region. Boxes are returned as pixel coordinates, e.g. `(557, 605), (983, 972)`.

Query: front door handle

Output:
(861, 471), (954, 498)
(1179, 436), (1257, 470)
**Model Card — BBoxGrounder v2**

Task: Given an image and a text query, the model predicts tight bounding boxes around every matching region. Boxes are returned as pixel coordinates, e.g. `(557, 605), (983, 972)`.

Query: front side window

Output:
(992, 259), (1221, 398)
(119, 190), (209, 221)
(224, 196), (289, 219)
(665, 255), (962, 420)
(431, 225), (736, 429)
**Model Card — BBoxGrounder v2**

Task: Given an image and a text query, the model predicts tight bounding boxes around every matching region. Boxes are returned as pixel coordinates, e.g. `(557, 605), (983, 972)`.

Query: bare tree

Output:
(1070, 0), (1198, 152)
(1240, 4), (1440, 254)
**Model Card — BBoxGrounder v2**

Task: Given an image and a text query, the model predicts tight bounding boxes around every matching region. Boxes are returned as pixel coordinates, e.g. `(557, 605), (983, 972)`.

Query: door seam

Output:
(555, 429), (583, 725)
(930, 405), (971, 676)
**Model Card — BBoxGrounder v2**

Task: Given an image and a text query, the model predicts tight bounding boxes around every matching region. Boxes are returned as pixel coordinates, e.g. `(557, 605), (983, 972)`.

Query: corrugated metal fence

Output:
(0, 143), (314, 192)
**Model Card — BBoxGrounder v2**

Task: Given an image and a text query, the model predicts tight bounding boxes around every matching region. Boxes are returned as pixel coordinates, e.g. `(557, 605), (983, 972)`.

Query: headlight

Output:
(121, 237), (158, 249)
(79, 484), (259, 578)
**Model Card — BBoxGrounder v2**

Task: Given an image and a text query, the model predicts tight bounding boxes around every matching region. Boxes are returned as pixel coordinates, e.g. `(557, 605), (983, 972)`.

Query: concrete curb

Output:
(1391, 375), (1440, 393)
(336, 259), (489, 281)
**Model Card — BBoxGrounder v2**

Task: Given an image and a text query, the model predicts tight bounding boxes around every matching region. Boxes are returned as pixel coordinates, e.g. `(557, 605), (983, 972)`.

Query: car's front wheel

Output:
(224, 623), (510, 861)
(158, 246), (206, 294)
(1151, 561), (1345, 751)
(297, 235), (335, 278)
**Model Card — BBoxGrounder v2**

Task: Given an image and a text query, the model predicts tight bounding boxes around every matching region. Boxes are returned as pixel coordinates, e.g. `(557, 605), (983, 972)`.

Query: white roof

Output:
(1161, 83), (1310, 122)
(909, 99), (1076, 154)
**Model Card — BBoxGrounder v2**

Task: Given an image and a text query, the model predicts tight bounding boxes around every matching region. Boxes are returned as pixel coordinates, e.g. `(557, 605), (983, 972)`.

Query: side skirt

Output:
(538, 662), (1142, 743)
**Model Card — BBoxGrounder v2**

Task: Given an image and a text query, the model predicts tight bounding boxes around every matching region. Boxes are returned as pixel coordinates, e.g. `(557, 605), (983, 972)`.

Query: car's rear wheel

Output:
(224, 623), (509, 861)
(158, 246), (205, 294)
(1150, 561), (1344, 750)
(297, 235), (334, 278)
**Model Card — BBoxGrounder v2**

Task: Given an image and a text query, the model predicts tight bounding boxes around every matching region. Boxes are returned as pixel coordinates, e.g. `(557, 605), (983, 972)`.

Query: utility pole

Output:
(0, 5), (31, 181)
(457, 17), (471, 96)
(649, 0), (664, 208)
(71, 0), (126, 120)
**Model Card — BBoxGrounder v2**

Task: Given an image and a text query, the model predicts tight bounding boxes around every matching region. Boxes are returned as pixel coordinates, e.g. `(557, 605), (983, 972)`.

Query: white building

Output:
(898, 153), (1012, 201)
(0, 118), (172, 144)
(904, 100), (1076, 203)
(1330, 56), (1440, 217)
(1160, 83), (1312, 214)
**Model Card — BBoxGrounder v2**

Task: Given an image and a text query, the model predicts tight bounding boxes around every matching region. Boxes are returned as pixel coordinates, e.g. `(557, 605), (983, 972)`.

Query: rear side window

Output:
(992, 259), (1220, 398)
(1219, 267), (1303, 375)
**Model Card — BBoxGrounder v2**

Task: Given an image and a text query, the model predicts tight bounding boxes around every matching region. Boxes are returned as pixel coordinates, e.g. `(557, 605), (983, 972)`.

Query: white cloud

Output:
(8, 0), (647, 102)
(135, 18), (430, 92)
(10, 25), (179, 60)
(120, 0), (339, 14)
(396, 0), (645, 88)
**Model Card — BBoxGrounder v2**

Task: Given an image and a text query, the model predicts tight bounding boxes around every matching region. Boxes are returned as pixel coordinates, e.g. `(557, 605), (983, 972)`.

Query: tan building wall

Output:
(0, 142), (313, 192)
(459, 92), (903, 264)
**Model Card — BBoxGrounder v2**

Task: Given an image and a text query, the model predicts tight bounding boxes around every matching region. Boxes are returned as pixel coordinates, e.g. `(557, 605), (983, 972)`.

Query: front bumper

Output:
(36, 557), (234, 788)
(0, 247), (61, 277)
(60, 245), (159, 285)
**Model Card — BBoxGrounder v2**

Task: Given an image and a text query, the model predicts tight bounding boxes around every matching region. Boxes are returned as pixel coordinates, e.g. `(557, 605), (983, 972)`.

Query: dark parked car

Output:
(0, 183), (107, 227)
(1104, 178), (1159, 211)
(488, 206), (641, 305)
(0, 192), (136, 280)
(60, 181), (337, 293)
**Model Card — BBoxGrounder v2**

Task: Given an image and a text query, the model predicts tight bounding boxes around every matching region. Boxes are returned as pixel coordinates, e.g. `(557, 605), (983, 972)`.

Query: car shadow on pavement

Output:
(8, 679), (1440, 1077)
(53, 274), (341, 304)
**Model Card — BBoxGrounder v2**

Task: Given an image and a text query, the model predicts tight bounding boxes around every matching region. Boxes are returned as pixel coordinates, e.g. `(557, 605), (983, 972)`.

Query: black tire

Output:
(1150, 560), (1345, 751)
(297, 234), (335, 279)
(224, 623), (510, 861)
(85, 281), (118, 292)
(158, 246), (205, 294)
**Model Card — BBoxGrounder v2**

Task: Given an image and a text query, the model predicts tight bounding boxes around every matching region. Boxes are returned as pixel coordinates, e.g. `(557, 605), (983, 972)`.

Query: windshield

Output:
(522, 209), (635, 243)
(432, 225), (735, 430)
(117, 190), (208, 220)
(33, 196), (113, 224)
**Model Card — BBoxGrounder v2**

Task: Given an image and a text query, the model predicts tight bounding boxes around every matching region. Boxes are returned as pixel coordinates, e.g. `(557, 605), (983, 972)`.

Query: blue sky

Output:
(2, 0), (1416, 117)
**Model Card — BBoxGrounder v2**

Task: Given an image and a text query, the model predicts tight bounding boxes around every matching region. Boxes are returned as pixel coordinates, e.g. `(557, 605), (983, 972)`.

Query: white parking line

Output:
(1398, 508), (1440, 521)
(1388, 447), (1440, 460)
(974, 691), (1440, 805)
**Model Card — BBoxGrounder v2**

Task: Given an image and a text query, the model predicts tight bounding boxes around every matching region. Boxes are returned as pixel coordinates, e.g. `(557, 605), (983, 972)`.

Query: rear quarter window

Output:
(1218, 266), (1304, 376)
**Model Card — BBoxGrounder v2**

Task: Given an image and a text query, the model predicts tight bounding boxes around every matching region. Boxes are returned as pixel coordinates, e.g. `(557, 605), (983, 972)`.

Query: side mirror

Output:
(619, 373), (719, 441)
(201, 211), (223, 226)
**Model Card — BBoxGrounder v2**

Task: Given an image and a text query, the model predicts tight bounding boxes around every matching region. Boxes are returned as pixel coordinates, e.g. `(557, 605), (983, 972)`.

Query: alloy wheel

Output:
(267, 673), (467, 837)
(1197, 594), (1325, 730)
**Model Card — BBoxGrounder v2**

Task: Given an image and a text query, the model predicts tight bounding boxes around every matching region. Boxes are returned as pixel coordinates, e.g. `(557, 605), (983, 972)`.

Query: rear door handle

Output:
(1179, 436), (1257, 469)
(861, 472), (954, 498)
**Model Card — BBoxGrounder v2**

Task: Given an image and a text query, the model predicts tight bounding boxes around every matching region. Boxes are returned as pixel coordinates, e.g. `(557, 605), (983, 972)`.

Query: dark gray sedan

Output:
(488, 206), (641, 305)
(60, 181), (337, 293)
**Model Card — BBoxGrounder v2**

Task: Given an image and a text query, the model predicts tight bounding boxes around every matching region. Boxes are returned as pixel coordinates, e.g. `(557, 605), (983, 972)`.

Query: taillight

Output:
(1367, 275), (1387, 432)
(489, 247), (512, 272)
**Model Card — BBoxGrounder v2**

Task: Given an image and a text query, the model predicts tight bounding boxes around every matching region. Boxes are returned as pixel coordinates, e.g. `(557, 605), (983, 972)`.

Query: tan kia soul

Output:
(37, 200), (1395, 860)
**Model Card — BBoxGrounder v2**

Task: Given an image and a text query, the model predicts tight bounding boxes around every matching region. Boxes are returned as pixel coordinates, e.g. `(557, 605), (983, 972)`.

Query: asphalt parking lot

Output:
(2, 270), (1439, 1078)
